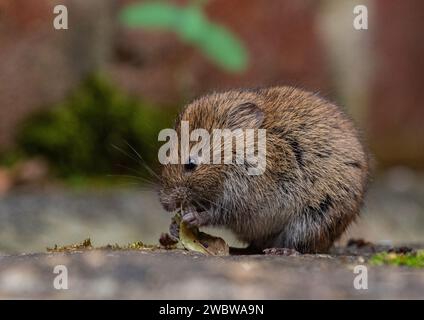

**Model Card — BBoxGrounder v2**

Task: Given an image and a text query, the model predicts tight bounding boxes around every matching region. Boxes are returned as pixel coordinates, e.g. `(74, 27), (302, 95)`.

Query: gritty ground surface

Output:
(2, 170), (424, 254)
(0, 246), (423, 299)
(1, 171), (424, 299)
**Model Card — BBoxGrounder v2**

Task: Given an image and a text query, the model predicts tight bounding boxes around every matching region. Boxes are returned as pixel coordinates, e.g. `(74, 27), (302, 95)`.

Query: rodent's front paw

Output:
(169, 219), (180, 239)
(182, 209), (210, 228)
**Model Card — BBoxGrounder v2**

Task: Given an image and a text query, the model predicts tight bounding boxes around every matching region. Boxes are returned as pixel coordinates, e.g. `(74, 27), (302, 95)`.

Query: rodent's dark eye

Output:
(184, 157), (197, 171)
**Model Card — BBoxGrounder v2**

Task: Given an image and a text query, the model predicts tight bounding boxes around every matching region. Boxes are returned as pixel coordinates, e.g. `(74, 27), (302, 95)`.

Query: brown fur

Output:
(159, 87), (369, 253)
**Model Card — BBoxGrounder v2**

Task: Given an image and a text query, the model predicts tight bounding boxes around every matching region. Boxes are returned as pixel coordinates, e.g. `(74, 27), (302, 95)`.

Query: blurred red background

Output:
(0, 0), (423, 169)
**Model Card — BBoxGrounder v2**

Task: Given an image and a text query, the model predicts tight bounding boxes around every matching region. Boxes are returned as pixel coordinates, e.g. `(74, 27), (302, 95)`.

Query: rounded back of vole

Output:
(160, 87), (369, 253)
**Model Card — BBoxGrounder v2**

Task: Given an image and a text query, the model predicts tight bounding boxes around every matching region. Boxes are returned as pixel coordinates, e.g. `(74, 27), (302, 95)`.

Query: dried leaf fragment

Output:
(177, 213), (229, 256)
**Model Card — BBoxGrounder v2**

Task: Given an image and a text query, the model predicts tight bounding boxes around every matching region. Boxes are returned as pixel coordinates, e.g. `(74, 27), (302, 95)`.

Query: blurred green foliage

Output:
(16, 74), (174, 180)
(120, 1), (248, 72)
(370, 251), (424, 268)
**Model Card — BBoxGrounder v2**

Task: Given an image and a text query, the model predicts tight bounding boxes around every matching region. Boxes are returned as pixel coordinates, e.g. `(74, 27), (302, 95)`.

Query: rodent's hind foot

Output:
(263, 248), (300, 256)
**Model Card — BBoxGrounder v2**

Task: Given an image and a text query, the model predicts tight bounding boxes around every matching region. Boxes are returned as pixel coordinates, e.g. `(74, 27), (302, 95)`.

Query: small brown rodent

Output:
(159, 87), (369, 253)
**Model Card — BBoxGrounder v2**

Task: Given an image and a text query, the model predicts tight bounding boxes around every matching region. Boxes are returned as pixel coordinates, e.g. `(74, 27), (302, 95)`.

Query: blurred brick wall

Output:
(111, 0), (331, 105)
(0, 0), (332, 149)
(370, 0), (424, 168)
(5, 0), (424, 170)
(0, 0), (116, 148)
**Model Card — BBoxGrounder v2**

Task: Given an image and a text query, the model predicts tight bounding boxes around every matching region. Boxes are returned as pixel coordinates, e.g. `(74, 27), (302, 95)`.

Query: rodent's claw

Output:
(182, 211), (197, 225)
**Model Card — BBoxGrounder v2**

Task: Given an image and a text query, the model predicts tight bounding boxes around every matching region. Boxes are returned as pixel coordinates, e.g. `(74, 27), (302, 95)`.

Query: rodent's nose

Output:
(160, 187), (190, 212)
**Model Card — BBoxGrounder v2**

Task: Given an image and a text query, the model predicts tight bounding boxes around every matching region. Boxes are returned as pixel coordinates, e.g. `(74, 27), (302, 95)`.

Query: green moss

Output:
(99, 241), (160, 251)
(370, 250), (424, 268)
(15, 74), (176, 181)
(47, 238), (93, 252)
(47, 238), (162, 252)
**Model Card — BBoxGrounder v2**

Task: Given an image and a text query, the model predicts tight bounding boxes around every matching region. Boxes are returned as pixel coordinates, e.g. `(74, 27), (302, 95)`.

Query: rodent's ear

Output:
(226, 102), (264, 129)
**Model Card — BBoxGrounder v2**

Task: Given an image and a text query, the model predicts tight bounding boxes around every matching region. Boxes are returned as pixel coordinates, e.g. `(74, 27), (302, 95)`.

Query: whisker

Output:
(123, 140), (162, 181)
(194, 194), (231, 217)
(114, 164), (157, 184)
(111, 142), (162, 183)
(116, 163), (154, 177)
(113, 181), (160, 192)
(114, 182), (142, 188)
(111, 144), (141, 164)
(106, 174), (158, 187)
